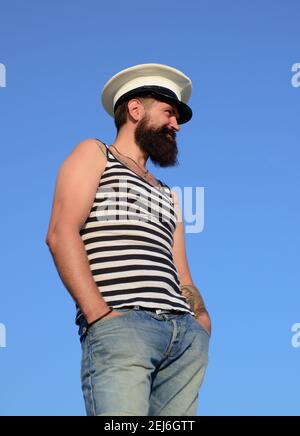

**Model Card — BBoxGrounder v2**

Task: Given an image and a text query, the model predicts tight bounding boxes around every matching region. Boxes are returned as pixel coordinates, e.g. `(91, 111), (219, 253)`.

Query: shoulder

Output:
(57, 138), (108, 177)
(69, 137), (106, 155)
(64, 138), (107, 163)
(94, 138), (108, 158)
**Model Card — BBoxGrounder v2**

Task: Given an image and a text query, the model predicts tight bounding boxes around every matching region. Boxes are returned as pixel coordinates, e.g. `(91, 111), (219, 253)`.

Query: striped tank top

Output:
(75, 140), (192, 324)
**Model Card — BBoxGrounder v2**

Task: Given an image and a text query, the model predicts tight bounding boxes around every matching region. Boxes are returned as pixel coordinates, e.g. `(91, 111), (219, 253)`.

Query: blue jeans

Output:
(79, 307), (210, 416)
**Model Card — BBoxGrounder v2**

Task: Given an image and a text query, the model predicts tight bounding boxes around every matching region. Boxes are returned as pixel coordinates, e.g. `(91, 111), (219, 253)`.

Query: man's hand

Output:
(195, 312), (211, 336)
(98, 310), (128, 322)
(86, 309), (127, 325)
(180, 284), (212, 336)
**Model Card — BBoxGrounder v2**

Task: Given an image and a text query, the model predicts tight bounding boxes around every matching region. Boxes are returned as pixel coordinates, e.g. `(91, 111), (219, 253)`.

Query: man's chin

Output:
(149, 155), (178, 168)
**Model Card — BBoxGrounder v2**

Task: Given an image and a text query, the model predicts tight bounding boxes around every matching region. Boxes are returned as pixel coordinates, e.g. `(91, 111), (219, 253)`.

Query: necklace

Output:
(109, 144), (165, 192)
(110, 144), (149, 177)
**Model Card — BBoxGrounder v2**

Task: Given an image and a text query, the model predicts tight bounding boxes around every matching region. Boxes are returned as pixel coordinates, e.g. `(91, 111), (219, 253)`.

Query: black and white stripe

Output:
(76, 142), (192, 323)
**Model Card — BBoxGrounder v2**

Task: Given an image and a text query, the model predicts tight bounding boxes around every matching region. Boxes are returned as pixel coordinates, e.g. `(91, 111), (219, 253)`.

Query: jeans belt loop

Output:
(155, 309), (164, 314)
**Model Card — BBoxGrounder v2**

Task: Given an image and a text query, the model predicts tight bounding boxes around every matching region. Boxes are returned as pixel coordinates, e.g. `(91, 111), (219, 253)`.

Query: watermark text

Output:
(291, 63), (300, 88)
(291, 323), (300, 348)
(0, 323), (6, 348)
(92, 182), (205, 234)
(0, 63), (6, 88)
(172, 186), (204, 233)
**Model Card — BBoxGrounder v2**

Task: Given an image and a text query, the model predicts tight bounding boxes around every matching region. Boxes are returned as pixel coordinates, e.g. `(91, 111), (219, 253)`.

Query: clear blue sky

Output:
(0, 0), (299, 416)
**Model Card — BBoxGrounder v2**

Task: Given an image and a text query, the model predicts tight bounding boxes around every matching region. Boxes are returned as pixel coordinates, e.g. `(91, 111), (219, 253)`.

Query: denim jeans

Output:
(79, 307), (210, 416)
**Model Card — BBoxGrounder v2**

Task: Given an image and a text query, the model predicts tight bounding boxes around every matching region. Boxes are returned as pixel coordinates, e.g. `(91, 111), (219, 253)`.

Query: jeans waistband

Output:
(121, 305), (184, 315)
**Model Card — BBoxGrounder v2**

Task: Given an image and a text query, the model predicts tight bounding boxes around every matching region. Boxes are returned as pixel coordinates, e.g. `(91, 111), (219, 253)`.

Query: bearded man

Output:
(45, 63), (211, 416)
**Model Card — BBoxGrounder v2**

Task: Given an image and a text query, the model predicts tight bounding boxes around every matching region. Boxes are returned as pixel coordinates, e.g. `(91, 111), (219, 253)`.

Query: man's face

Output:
(134, 100), (180, 167)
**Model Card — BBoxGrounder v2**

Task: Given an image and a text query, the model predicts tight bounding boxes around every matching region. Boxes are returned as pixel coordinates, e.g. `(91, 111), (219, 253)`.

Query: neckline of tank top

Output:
(100, 141), (171, 199)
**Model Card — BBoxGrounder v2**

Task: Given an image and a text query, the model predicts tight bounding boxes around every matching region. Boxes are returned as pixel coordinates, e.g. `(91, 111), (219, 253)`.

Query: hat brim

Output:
(113, 86), (192, 124)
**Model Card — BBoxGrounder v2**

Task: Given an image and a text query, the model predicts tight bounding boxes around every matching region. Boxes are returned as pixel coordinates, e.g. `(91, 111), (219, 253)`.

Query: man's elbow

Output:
(45, 228), (61, 248)
(45, 226), (80, 248)
(45, 232), (55, 248)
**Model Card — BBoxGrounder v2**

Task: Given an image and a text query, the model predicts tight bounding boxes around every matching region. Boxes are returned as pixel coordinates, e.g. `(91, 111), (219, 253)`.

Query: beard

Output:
(134, 115), (179, 167)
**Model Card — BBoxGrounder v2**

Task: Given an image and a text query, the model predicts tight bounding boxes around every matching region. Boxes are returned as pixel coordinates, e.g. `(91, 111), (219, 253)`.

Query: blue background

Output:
(0, 0), (299, 416)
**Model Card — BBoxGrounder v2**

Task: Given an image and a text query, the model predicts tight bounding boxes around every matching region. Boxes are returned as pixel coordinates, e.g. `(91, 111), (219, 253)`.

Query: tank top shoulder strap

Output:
(159, 179), (170, 191)
(94, 138), (109, 159)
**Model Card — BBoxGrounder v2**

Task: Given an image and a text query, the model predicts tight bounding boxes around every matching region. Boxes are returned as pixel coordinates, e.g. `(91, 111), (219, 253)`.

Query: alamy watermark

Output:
(291, 63), (300, 88)
(291, 323), (300, 348)
(92, 182), (204, 234)
(0, 63), (6, 88)
(172, 186), (204, 234)
(0, 323), (6, 348)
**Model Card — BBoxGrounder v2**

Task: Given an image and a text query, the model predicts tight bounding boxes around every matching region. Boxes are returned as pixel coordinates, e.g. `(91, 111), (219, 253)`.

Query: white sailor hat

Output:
(101, 63), (193, 124)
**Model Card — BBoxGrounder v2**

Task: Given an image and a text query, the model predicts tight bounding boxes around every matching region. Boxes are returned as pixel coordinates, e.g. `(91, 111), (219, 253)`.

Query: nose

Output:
(169, 116), (180, 132)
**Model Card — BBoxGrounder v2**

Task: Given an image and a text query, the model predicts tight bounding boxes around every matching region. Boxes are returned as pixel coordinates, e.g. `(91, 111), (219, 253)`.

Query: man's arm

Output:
(45, 139), (115, 324)
(171, 190), (211, 335)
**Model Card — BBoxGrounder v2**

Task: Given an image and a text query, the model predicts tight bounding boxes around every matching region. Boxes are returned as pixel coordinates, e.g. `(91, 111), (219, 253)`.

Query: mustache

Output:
(156, 126), (176, 140)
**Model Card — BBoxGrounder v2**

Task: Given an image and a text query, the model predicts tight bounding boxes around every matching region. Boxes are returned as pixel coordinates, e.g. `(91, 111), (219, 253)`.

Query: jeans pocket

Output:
(87, 308), (134, 334)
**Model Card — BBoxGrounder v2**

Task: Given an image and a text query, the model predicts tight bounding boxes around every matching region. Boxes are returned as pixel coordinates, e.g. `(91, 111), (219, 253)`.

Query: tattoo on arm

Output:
(180, 284), (208, 318)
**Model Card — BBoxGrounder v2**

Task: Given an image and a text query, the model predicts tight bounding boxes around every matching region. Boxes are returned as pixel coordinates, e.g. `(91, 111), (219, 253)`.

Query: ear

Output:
(127, 98), (145, 122)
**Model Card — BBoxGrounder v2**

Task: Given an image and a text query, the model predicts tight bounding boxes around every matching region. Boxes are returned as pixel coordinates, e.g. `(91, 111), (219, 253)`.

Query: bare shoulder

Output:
(58, 137), (108, 176)
(45, 138), (108, 238)
(66, 138), (107, 163)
